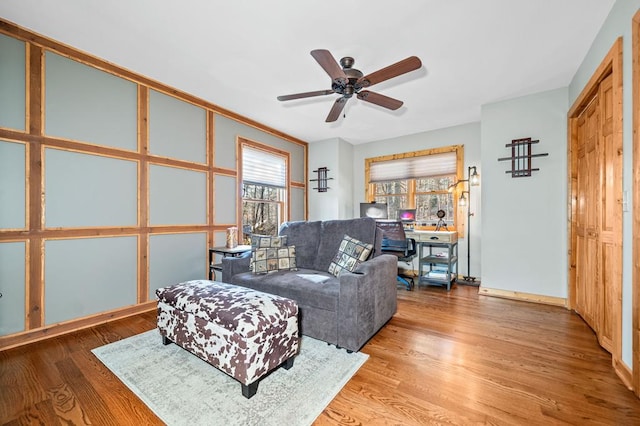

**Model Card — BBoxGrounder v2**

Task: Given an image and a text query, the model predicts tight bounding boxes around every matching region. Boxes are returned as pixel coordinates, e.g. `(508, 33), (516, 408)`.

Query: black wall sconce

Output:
(311, 167), (332, 192)
(498, 137), (548, 177)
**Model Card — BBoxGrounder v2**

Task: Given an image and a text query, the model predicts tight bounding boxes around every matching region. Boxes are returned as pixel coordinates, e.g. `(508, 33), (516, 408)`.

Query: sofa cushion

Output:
(328, 235), (373, 277)
(278, 221), (322, 269)
(229, 268), (339, 312)
(314, 218), (377, 271)
(251, 246), (297, 274)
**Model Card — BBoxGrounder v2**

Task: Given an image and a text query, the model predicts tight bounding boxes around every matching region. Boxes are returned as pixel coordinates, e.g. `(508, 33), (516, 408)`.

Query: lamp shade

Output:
(470, 167), (480, 186)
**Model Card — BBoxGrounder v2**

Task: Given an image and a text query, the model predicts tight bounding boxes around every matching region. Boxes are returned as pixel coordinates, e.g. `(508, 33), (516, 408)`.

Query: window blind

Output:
(369, 152), (456, 182)
(242, 146), (287, 187)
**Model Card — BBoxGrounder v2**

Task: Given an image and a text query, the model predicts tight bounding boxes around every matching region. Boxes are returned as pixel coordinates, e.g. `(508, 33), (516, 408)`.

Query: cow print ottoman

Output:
(156, 279), (299, 398)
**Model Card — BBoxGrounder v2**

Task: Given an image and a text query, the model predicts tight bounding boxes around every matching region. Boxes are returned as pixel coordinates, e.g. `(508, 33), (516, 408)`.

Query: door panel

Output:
(575, 96), (600, 333)
(573, 73), (621, 356)
(598, 74), (620, 352)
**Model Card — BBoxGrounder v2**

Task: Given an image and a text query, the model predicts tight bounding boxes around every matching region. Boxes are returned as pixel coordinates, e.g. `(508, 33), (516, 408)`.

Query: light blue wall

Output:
(45, 52), (137, 150)
(0, 242), (26, 335)
(568, 0), (640, 369)
(45, 237), (138, 324)
(45, 148), (138, 228)
(480, 87), (568, 298)
(308, 138), (353, 221)
(0, 140), (26, 229)
(149, 164), (207, 225)
(149, 89), (207, 164)
(0, 33), (25, 131)
(149, 233), (207, 299)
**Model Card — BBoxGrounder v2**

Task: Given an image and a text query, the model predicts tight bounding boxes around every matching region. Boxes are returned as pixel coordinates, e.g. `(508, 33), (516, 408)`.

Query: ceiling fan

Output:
(277, 49), (422, 122)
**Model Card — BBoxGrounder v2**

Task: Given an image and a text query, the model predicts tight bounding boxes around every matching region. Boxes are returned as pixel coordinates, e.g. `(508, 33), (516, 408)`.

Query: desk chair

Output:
(376, 220), (417, 290)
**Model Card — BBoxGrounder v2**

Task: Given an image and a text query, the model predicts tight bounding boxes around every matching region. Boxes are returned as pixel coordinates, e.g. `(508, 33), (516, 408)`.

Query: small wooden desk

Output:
(208, 245), (252, 280)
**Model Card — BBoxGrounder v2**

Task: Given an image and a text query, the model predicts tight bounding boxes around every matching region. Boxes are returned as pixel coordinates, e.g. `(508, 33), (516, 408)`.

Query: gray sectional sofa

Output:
(221, 217), (398, 352)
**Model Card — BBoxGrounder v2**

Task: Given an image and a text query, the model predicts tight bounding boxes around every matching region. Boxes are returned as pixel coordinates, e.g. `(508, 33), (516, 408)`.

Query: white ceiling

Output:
(1, 0), (615, 144)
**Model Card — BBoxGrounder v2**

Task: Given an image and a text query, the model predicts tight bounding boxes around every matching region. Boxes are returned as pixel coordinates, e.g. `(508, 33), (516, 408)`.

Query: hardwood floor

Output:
(2, 284), (639, 425)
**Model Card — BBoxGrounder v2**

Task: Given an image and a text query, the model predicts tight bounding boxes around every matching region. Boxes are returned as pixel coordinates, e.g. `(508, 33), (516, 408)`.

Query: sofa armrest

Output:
(337, 254), (398, 352)
(221, 251), (252, 283)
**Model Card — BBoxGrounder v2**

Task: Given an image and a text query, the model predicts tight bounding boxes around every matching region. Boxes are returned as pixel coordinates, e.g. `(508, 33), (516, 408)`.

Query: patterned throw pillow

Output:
(250, 235), (291, 273)
(250, 234), (288, 249)
(252, 245), (297, 274)
(328, 234), (373, 277)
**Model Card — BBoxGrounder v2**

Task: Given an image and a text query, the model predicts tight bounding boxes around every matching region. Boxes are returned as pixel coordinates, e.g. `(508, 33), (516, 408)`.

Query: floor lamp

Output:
(449, 166), (480, 285)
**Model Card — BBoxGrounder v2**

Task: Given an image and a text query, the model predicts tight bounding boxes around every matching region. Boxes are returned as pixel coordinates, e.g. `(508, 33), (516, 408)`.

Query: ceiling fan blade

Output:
(357, 90), (403, 110)
(311, 49), (348, 85)
(326, 97), (348, 122)
(357, 56), (422, 87)
(277, 89), (334, 101)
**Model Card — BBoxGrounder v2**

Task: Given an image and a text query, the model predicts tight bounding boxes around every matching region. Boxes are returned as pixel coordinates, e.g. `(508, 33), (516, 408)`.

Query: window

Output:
(240, 141), (289, 242)
(365, 146), (463, 232)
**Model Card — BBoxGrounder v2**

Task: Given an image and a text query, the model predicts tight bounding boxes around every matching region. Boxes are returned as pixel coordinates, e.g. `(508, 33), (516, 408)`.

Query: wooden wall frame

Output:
(633, 10), (640, 398)
(0, 19), (308, 350)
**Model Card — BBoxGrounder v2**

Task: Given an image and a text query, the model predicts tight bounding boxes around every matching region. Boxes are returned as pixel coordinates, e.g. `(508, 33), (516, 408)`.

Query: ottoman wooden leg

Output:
(161, 335), (172, 345)
(283, 356), (295, 370)
(242, 381), (259, 399)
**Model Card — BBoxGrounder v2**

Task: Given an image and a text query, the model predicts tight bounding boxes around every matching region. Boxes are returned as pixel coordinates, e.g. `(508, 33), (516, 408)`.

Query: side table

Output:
(416, 240), (458, 291)
(209, 245), (252, 280)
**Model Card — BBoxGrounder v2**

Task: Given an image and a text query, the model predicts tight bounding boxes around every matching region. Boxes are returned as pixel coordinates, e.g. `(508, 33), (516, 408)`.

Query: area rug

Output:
(92, 330), (368, 426)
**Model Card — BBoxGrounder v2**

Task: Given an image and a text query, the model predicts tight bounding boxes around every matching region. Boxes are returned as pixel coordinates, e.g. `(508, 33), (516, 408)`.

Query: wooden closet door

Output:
(574, 73), (621, 355)
(598, 74), (620, 352)
(575, 96), (600, 333)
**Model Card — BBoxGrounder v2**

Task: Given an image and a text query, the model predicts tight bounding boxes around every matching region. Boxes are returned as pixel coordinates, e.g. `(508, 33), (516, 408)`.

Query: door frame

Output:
(567, 37), (625, 384)
(632, 10), (640, 397)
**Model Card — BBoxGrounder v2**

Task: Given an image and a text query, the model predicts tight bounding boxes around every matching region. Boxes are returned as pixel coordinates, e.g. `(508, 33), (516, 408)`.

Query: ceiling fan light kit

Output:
(277, 49), (422, 122)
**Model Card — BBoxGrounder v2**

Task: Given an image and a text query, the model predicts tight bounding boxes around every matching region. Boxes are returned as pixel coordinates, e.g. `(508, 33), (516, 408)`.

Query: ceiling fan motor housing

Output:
(333, 56), (365, 97)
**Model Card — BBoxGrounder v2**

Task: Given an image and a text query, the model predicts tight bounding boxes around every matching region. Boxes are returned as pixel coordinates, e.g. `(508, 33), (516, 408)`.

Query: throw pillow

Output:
(250, 234), (288, 249)
(252, 245), (297, 274)
(328, 234), (373, 277)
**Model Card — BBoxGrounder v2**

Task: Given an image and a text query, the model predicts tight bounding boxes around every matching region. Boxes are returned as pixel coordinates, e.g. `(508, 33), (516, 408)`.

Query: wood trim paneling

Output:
(304, 138), (309, 219)
(567, 118), (578, 311)
(137, 85), (149, 303)
(26, 44), (44, 330)
(632, 9), (640, 397)
(214, 167), (237, 177)
(0, 19), (308, 149)
(611, 35), (624, 374)
(0, 129), (211, 173)
(27, 43), (43, 135)
(614, 356), (634, 391)
(478, 286), (567, 308)
(0, 301), (156, 351)
(207, 110), (215, 271)
(0, 18), (308, 350)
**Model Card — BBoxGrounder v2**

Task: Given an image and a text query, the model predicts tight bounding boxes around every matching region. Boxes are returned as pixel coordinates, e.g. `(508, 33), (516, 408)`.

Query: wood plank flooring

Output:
(2, 284), (640, 425)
